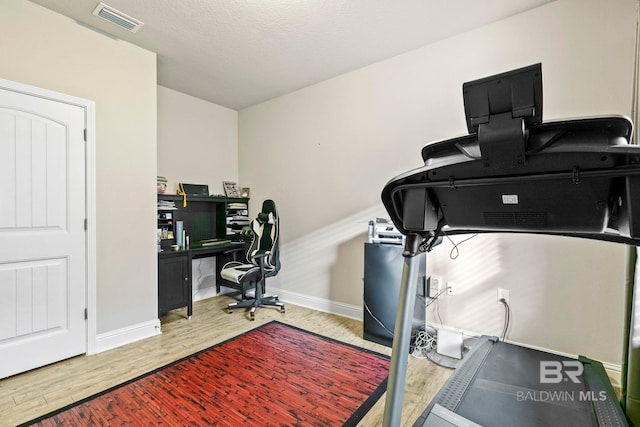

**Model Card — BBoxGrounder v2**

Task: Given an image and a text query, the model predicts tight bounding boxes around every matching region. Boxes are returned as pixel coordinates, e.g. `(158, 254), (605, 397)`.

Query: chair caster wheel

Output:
(228, 308), (233, 314)
(280, 306), (285, 314)
(250, 312), (255, 321)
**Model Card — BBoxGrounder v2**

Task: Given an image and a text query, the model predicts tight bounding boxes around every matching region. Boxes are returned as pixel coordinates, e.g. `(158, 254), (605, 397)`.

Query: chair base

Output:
(228, 295), (285, 321)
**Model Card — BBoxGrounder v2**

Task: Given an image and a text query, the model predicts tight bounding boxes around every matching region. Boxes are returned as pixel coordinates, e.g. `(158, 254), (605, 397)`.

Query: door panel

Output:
(0, 87), (86, 378)
(0, 110), (67, 230)
(0, 259), (67, 341)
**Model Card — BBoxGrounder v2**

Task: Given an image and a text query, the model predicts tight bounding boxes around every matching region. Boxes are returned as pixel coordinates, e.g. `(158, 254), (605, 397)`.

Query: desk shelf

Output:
(226, 200), (250, 239)
(156, 194), (249, 248)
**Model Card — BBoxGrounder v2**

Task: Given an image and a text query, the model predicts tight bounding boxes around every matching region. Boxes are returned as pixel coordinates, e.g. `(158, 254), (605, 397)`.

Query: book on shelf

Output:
(228, 202), (247, 209)
(227, 215), (250, 225)
(157, 200), (178, 210)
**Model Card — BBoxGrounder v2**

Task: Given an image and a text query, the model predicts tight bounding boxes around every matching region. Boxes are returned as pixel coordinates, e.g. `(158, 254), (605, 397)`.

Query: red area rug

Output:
(23, 321), (390, 426)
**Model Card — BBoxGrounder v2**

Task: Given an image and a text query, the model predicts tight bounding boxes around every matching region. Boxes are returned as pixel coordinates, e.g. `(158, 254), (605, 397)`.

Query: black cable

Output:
(443, 232), (478, 259)
(363, 294), (433, 339)
(499, 301), (504, 340)
(525, 129), (567, 154)
(411, 330), (437, 355)
(507, 302), (511, 337)
(419, 221), (446, 253)
(435, 296), (444, 327)
(425, 288), (448, 306)
(363, 300), (395, 336)
(426, 287), (448, 328)
(499, 299), (511, 341)
(365, 297), (443, 358)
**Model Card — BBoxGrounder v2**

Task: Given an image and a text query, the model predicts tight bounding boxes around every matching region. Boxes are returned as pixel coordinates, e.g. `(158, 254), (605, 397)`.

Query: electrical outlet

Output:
(447, 282), (456, 296)
(497, 288), (509, 305)
(429, 275), (444, 298)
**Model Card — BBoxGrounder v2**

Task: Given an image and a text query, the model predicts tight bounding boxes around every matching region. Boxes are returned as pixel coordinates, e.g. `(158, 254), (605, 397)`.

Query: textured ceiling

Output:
(28, 0), (552, 110)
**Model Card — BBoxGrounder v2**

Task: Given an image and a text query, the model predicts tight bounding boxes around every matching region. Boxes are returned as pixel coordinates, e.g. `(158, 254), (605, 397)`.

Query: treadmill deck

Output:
(414, 337), (627, 427)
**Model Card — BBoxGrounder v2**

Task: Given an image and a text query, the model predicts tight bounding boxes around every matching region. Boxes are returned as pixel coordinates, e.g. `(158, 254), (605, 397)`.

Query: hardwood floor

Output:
(0, 295), (452, 426)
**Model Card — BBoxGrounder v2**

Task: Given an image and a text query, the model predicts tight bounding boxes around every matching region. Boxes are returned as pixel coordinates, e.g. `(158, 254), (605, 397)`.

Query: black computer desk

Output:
(158, 242), (245, 318)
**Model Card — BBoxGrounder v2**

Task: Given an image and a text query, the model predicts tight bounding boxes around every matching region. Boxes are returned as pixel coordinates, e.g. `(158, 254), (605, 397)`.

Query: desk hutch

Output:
(157, 194), (250, 317)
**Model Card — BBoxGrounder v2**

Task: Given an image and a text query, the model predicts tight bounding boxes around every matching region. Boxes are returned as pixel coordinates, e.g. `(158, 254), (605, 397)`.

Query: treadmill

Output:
(413, 337), (625, 426)
(379, 63), (639, 426)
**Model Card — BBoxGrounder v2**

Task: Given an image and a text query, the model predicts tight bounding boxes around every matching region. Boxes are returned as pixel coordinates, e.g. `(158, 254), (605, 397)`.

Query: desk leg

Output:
(215, 263), (221, 294)
(187, 252), (193, 319)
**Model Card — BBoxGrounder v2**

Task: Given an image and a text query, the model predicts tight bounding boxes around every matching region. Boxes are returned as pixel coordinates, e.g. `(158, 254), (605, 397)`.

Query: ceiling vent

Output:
(92, 2), (144, 33)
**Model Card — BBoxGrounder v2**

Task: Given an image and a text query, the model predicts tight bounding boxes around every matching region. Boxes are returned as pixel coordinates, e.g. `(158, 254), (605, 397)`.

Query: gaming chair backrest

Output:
(247, 199), (280, 274)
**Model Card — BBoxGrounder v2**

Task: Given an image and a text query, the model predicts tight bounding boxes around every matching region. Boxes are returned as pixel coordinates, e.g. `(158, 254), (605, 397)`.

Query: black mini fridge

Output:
(363, 242), (426, 348)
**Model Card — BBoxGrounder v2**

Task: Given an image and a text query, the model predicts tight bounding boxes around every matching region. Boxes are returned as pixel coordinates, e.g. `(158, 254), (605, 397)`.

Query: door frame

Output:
(0, 78), (97, 355)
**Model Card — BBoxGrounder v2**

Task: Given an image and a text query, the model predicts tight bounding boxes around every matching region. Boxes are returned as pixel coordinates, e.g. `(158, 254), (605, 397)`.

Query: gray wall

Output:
(3, 0), (633, 367)
(157, 86), (239, 301)
(238, 0), (636, 365)
(157, 86), (238, 196)
(0, 1), (158, 334)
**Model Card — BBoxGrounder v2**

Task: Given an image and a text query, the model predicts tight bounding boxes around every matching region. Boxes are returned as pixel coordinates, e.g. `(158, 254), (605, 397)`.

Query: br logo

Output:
(540, 361), (583, 384)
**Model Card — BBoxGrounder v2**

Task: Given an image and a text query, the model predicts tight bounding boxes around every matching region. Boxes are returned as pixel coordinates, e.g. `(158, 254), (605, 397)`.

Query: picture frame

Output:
(240, 187), (250, 198)
(223, 181), (240, 198)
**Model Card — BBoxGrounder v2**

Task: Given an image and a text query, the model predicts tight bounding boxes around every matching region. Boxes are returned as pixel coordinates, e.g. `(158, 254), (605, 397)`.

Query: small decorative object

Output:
(157, 176), (168, 194)
(223, 181), (240, 198)
(240, 187), (250, 198)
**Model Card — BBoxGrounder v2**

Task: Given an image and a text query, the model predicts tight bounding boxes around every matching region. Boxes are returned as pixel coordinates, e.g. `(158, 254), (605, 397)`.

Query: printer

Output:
(367, 218), (405, 245)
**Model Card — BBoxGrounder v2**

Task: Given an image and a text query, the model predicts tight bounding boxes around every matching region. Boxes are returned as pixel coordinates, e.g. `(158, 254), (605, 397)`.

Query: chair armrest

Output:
(221, 261), (243, 270)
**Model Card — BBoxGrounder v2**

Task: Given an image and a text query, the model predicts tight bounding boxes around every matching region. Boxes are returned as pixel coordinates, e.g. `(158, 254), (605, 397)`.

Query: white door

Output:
(0, 87), (87, 378)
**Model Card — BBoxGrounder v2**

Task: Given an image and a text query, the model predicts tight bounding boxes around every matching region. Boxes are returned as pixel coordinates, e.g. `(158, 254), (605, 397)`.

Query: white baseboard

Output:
(269, 286), (362, 320)
(95, 319), (161, 353)
(602, 362), (622, 389)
